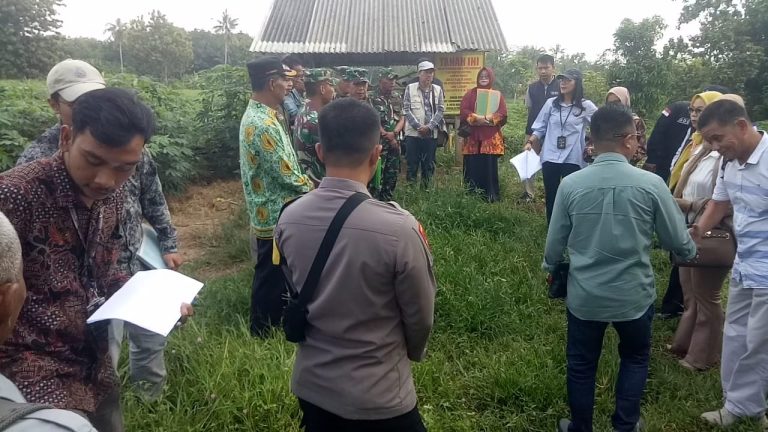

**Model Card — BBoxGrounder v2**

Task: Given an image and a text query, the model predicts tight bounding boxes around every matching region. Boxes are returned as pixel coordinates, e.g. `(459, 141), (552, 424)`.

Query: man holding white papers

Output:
(0, 89), (192, 432)
(459, 67), (508, 202)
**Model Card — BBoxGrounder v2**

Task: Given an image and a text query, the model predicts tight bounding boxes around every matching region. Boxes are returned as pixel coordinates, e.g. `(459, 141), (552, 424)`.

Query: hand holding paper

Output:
(87, 269), (204, 337)
(510, 150), (542, 181)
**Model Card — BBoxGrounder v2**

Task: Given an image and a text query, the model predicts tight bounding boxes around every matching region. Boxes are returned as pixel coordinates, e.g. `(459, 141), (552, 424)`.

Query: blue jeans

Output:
(566, 304), (654, 432)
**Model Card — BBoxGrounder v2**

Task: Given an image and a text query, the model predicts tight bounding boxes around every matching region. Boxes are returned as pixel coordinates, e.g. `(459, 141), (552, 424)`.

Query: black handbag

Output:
(282, 192), (369, 343)
(457, 122), (472, 138)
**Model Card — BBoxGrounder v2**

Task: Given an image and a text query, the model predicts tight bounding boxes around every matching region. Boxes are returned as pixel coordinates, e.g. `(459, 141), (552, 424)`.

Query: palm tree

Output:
(105, 19), (127, 73)
(213, 9), (239, 65)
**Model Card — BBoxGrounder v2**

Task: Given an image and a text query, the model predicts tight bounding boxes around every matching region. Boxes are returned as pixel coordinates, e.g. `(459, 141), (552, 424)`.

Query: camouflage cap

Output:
(379, 67), (399, 80)
(304, 68), (339, 85)
(344, 67), (370, 83)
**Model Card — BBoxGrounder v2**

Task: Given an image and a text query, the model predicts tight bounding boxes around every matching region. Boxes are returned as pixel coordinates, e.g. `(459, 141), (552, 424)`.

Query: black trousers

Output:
(405, 136), (437, 187)
(250, 238), (287, 336)
(298, 399), (427, 432)
(542, 161), (581, 223)
(660, 265), (684, 315)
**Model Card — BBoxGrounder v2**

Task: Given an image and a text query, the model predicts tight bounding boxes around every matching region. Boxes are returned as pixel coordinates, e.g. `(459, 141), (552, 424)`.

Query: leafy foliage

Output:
(606, 16), (671, 117)
(0, 81), (56, 170)
(122, 11), (194, 82)
(0, 0), (62, 78)
(195, 65), (251, 180)
(107, 73), (200, 194)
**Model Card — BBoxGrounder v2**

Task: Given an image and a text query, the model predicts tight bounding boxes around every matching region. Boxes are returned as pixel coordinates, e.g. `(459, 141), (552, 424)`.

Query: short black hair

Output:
(282, 55), (303, 70)
(537, 54), (555, 66)
(590, 104), (635, 146)
(305, 81), (322, 98)
(698, 99), (752, 130)
(72, 88), (155, 148)
(318, 98), (379, 167)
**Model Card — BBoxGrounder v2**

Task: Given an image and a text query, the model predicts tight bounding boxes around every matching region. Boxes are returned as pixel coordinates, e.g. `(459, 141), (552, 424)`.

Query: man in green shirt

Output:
(240, 56), (313, 337)
(544, 104), (696, 432)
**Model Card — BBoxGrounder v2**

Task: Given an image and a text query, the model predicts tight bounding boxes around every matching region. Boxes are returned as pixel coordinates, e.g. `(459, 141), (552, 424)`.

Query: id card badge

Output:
(557, 136), (567, 149)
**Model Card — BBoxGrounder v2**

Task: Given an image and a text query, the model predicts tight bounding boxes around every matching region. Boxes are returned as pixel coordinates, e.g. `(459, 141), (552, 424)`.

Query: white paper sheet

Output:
(510, 150), (542, 181)
(87, 270), (203, 336)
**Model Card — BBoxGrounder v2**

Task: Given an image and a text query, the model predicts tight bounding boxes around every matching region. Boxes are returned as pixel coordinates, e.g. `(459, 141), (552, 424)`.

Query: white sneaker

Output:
(700, 407), (768, 428)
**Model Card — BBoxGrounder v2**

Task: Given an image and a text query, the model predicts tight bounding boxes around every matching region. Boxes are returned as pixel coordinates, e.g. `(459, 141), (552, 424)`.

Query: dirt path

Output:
(167, 180), (244, 269)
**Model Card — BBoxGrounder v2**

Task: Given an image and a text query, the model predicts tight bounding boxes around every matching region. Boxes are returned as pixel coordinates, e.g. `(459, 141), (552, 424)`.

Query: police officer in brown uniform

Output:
(275, 98), (436, 431)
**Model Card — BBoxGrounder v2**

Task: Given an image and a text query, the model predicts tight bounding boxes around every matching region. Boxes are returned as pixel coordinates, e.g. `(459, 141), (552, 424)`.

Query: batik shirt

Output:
(293, 101), (324, 187)
(239, 99), (312, 239)
(0, 154), (128, 413)
(15, 124), (178, 275)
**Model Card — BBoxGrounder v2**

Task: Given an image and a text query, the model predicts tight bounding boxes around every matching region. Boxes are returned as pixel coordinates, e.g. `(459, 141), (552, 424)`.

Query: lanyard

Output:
(559, 104), (574, 134)
(68, 205), (105, 303)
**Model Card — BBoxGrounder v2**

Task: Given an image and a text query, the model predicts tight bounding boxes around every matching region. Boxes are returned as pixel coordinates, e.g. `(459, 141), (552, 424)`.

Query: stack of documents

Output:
(510, 150), (542, 181)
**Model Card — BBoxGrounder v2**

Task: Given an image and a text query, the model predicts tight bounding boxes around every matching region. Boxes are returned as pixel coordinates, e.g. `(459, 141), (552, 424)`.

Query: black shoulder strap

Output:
(0, 399), (54, 430)
(297, 192), (369, 306)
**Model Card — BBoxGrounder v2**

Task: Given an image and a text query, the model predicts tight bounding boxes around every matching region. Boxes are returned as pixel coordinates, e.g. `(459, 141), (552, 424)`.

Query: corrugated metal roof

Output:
(250, 0), (508, 55)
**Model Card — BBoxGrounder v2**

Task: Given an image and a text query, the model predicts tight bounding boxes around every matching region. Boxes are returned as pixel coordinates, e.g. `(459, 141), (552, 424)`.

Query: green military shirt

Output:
(370, 88), (403, 133)
(293, 100), (324, 187)
(543, 152), (697, 321)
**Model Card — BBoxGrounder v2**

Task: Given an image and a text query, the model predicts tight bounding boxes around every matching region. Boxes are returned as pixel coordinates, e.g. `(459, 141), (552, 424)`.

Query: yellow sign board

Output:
(435, 52), (485, 116)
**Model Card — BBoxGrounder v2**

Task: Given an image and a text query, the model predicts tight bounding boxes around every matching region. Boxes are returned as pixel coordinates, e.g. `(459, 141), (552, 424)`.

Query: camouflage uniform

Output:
(293, 68), (339, 187)
(333, 66), (353, 99)
(371, 68), (403, 201)
(17, 124), (178, 399)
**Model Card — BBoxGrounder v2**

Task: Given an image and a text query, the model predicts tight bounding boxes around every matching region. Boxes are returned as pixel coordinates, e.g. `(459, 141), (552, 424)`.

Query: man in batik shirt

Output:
(240, 57), (312, 337)
(16, 59), (181, 401)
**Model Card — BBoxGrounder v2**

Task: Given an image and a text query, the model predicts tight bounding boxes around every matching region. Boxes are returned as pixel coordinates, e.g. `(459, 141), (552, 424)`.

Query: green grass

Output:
(121, 157), (764, 432)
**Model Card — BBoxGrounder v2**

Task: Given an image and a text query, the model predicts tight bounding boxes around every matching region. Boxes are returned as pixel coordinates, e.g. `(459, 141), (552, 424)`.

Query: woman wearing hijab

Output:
(667, 94), (740, 371)
(584, 87), (647, 165)
(459, 67), (508, 202)
(668, 91), (723, 191)
(527, 69), (598, 222)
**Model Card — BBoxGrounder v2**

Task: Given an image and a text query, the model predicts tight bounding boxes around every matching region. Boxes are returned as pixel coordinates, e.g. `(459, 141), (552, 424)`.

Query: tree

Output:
(606, 16), (671, 117)
(0, 0), (62, 78)
(679, 0), (768, 119)
(105, 19), (127, 73)
(213, 9), (239, 66)
(123, 11), (193, 81)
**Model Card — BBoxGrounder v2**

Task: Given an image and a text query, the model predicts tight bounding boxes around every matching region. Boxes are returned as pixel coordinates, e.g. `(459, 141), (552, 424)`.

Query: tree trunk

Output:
(119, 41), (124, 73)
(224, 37), (229, 65)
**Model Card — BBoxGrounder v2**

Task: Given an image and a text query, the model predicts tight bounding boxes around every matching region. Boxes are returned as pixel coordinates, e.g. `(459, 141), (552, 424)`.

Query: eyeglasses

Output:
(688, 107), (704, 115)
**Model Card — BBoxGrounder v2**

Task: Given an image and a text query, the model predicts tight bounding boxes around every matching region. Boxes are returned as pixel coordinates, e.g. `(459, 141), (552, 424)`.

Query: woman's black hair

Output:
(553, 74), (586, 115)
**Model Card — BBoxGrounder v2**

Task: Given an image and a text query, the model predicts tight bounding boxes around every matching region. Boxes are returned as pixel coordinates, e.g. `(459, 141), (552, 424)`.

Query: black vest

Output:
(525, 79), (561, 133)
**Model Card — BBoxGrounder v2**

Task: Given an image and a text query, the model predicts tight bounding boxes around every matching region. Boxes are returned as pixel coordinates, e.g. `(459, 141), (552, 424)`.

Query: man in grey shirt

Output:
(275, 98), (436, 431)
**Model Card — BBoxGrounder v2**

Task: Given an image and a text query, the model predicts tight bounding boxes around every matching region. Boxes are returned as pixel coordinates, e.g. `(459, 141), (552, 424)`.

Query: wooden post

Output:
(454, 115), (462, 166)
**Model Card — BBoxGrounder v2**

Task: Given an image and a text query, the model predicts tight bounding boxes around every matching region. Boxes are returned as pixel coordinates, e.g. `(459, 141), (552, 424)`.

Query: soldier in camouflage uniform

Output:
(345, 68), (386, 197)
(293, 69), (338, 187)
(371, 68), (406, 201)
(17, 59), (180, 401)
(334, 66), (354, 99)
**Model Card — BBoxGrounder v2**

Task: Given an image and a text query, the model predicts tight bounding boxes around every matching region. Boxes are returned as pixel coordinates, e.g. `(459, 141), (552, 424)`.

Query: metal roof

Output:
(250, 0), (508, 64)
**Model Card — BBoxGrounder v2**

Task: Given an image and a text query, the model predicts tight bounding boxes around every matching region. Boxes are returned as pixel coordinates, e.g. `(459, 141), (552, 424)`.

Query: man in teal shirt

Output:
(544, 104), (696, 432)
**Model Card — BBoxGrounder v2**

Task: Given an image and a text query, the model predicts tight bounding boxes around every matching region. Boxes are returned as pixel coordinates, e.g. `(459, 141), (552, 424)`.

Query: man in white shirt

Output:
(693, 99), (768, 428)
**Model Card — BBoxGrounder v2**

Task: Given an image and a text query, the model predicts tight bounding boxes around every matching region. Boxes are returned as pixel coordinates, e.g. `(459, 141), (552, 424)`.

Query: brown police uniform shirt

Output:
(274, 177), (436, 420)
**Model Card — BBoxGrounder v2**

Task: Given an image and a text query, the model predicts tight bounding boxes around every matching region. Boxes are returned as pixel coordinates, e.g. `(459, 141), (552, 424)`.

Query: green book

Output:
(475, 89), (501, 117)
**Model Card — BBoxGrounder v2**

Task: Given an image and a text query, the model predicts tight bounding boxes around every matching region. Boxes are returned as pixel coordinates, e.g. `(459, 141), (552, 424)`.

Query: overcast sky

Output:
(57, 0), (698, 60)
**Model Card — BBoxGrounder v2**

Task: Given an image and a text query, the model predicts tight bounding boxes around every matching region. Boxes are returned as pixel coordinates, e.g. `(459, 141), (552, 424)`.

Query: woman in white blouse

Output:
(668, 94), (742, 371)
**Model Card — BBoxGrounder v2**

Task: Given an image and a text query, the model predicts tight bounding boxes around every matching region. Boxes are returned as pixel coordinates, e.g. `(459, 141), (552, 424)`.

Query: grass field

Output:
(120, 154), (764, 432)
